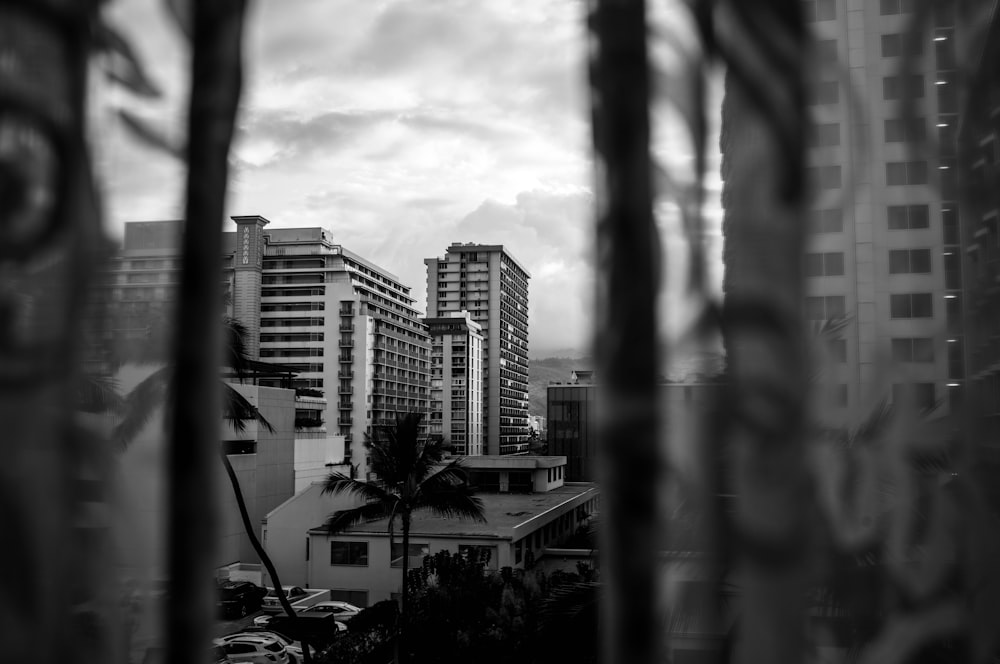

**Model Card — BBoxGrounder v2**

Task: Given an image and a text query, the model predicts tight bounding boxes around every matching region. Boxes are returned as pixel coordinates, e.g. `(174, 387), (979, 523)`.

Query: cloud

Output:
(95, 0), (718, 358)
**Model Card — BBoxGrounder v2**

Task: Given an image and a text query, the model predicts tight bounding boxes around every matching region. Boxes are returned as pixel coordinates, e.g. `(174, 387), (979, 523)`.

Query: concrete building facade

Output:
(721, 1), (963, 428)
(547, 372), (722, 483)
(425, 243), (531, 455)
(423, 312), (484, 455)
(105, 217), (431, 479)
(262, 456), (598, 607)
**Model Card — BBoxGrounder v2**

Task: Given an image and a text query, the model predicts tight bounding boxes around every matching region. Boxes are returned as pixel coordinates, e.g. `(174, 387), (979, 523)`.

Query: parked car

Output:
(217, 581), (268, 619)
(222, 630), (315, 664)
(265, 613), (346, 651)
(213, 635), (290, 664)
(261, 586), (307, 612)
(299, 601), (361, 622)
(141, 645), (233, 664)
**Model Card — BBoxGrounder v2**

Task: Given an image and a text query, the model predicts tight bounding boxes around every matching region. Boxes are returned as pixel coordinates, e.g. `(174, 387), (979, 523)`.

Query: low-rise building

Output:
(547, 371), (724, 482)
(262, 455), (598, 607)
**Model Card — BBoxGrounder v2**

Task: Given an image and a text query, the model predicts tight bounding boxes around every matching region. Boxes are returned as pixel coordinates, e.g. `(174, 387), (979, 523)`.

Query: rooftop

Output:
(308, 482), (597, 540)
(457, 455), (565, 470)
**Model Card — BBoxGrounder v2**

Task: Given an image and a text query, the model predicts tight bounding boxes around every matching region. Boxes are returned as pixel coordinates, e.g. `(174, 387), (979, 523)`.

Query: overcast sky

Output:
(96, 0), (722, 358)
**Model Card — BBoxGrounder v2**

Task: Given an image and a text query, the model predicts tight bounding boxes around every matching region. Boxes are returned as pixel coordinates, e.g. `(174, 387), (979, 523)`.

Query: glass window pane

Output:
(888, 205), (908, 229)
(825, 253), (844, 276)
(889, 250), (909, 274)
(911, 249), (931, 273)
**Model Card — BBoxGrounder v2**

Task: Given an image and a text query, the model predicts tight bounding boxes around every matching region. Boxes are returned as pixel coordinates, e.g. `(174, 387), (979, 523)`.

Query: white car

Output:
(213, 635), (290, 664)
(299, 601), (362, 622)
(220, 631), (314, 664)
(252, 614), (275, 627)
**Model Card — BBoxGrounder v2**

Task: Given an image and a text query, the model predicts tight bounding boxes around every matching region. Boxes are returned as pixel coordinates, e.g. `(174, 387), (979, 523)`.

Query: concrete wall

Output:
(294, 435), (346, 492)
(262, 485), (359, 589)
(306, 534), (511, 606)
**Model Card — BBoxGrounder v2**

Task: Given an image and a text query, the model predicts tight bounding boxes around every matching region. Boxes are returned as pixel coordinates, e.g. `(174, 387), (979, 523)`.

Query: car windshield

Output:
(264, 642), (283, 653)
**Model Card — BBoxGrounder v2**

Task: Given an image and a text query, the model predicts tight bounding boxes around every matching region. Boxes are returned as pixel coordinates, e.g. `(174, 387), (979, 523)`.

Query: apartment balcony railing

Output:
(339, 338), (354, 347)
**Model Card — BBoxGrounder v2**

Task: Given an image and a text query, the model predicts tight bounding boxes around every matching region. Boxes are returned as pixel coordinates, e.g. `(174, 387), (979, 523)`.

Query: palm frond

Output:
(324, 501), (395, 535)
(224, 316), (252, 380)
(223, 383), (275, 433)
(113, 366), (173, 450)
(322, 472), (395, 504)
(812, 314), (851, 341)
(77, 373), (126, 415)
(851, 397), (893, 446)
(539, 581), (601, 631)
(414, 484), (486, 523)
(418, 458), (471, 490)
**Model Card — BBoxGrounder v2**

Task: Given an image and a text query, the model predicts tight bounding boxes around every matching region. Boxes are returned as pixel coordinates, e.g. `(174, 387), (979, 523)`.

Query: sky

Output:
(96, 0), (723, 358)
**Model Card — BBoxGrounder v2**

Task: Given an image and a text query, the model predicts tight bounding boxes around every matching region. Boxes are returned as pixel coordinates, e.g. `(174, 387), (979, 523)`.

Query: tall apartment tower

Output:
(721, 1), (963, 423)
(957, 1), (1000, 438)
(425, 244), (531, 455)
(423, 311), (485, 455)
(106, 217), (431, 479)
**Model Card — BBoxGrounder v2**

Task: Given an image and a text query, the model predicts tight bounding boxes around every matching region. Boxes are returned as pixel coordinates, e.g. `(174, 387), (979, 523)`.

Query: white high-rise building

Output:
(425, 243), (530, 455)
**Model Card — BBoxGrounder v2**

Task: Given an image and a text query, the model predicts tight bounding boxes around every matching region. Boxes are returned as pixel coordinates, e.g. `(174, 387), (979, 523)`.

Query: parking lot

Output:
(214, 609), (267, 639)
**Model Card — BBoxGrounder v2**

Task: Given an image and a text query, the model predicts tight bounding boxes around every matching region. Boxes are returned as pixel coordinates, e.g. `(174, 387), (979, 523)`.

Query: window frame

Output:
(330, 540), (370, 567)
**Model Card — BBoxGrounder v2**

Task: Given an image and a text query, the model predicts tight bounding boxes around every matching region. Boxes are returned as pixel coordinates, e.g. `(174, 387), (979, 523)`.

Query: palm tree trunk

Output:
(167, 3), (246, 663)
(221, 453), (312, 664)
(398, 512), (413, 664)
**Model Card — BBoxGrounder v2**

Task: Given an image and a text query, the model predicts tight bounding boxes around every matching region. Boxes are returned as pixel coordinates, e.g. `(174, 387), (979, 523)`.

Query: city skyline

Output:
(95, 0), (723, 358)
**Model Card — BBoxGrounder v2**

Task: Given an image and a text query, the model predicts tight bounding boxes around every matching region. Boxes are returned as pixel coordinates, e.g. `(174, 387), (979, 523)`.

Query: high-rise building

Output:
(425, 243), (531, 455)
(957, 1), (1000, 438)
(104, 216), (431, 479)
(721, 1), (963, 424)
(423, 311), (485, 455)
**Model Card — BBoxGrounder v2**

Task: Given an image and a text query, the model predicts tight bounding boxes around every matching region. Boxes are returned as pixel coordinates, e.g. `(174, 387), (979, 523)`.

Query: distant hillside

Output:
(528, 356), (591, 418)
(527, 352), (726, 418)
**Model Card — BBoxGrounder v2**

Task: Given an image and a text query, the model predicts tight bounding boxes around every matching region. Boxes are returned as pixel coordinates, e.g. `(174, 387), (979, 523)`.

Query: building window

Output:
(891, 338), (935, 363)
(803, 0), (835, 21)
(810, 208), (843, 234)
(884, 117), (925, 143)
(892, 383), (936, 412)
(889, 293), (933, 318)
(881, 33), (922, 58)
(883, 75), (923, 100)
(880, 0), (914, 15)
(888, 249), (932, 274)
(809, 165), (842, 189)
(810, 122), (840, 148)
(809, 81), (840, 106)
(887, 204), (930, 230)
(816, 39), (838, 65)
(805, 252), (845, 277)
(805, 295), (846, 320)
(886, 161), (928, 186)
(809, 80), (839, 106)
(390, 542), (429, 568)
(330, 541), (369, 566)
(514, 540), (523, 564)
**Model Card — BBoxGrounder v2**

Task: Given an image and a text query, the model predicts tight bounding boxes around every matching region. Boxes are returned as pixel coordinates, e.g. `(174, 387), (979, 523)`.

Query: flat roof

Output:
(457, 455), (566, 470)
(308, 483), (597, 540)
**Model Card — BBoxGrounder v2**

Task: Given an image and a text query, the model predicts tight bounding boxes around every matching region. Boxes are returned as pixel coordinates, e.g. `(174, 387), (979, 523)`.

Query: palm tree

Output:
(322, 412), (486, 662)
(110, 317), (313, 662)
